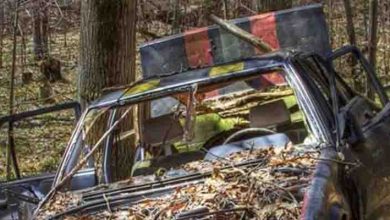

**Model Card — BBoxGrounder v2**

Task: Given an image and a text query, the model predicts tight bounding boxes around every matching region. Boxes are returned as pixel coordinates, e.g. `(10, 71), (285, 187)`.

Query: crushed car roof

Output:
(140, 4), (330, 78)
(90, 4), (331, 109)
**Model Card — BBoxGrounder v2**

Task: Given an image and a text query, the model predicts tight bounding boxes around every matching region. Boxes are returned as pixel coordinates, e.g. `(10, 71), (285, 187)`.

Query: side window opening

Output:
(76, 68), (322, 183)
(127, 73), (312, 177)
(332, 52), (385, 110)
(0, 106), (79, 181)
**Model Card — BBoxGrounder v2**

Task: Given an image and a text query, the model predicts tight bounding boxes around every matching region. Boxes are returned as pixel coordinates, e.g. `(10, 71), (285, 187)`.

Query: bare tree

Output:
(0, 5), (4, 68)
(78, 0), (137, 180)
(32, 0), (49, 61)
(343, 0), (357, 47)
(343, 0), (360, 89)
(31, 0), (63, 102)
(7, 0), (20, 180)
(367, 0), (378, 98)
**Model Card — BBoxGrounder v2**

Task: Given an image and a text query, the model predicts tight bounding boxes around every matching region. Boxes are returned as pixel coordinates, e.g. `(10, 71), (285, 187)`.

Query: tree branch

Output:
(209, 14), (273, 53)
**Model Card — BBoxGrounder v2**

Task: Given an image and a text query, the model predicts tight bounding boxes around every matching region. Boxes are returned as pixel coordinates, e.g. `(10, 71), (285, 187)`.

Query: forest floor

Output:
(0, 27), (295, 181)
(0, 27), (159, 180)
(0, 29), (80, 180)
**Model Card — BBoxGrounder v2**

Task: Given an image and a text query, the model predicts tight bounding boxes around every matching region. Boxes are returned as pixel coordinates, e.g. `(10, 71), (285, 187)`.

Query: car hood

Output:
(38, 146), (322, 219)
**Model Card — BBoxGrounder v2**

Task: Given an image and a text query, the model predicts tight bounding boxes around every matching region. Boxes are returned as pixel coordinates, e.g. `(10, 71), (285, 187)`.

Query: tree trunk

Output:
(367, 0), (378, 99)
(32, 0), (62, 99)
(0, 6), (4, 68)
(7, 0), (20, 180)
(32, 0), (48, 60)
(343, 0), (360, 90)
(343, 0), (357, 47)
(78, 0), (137, 181)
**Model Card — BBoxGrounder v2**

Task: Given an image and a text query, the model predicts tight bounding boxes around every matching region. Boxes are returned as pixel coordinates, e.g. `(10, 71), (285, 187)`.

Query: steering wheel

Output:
(222, 128), (276, 145)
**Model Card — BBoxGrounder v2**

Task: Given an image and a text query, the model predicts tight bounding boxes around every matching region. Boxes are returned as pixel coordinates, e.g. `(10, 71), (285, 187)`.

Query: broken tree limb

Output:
(367, 0), (378, 99)
(201, 89), (293, 111)
(210, 14), (273, 53)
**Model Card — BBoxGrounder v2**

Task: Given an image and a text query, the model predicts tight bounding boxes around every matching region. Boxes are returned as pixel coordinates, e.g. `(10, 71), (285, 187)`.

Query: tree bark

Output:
(32, 0), (62, 100)
(7, 0), (20, 180)
(367, 0), (378, 99)
(342, 0), (360, 90)
(0, 6), (4, 68)
(78, 0), (137, 181)
(343, 0), (357, 47)
(32, 0), (49, 60)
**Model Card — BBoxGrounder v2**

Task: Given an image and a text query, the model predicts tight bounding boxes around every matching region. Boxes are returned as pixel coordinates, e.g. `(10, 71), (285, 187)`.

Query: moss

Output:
(40, 157), (59, 172)
(175, 113), (243, 151)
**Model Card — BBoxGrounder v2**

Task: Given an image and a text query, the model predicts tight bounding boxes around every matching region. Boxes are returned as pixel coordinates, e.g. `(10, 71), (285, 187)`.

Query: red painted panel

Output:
(250, 12), (285, 86)
(250, 12), (280, 52)
(261, 72), (286, 86)
(184, 28), (213, 68)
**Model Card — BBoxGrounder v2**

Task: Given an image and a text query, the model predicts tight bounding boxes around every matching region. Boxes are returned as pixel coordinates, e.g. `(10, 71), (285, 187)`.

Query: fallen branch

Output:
(198, 90), (293, 116)
(210, 14), (274, 53)
(39, 147), (317, 219)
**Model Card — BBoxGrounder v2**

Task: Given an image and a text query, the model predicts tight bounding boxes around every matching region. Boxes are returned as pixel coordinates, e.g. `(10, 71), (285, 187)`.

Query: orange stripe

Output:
(184, 28), (213, 68)
(249, 12), (280, 52)
(250, 12), (285, 86)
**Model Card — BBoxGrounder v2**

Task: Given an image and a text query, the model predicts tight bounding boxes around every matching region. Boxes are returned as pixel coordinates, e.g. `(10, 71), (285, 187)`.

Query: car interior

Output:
(128, 82), (309, 177)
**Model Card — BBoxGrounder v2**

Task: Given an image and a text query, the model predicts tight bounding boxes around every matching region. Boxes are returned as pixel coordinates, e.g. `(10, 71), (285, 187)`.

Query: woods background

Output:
(0, 0), (388, 180)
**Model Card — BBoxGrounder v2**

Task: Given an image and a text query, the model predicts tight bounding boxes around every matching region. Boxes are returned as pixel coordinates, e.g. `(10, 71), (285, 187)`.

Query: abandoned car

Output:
(2, 4), (390, 220)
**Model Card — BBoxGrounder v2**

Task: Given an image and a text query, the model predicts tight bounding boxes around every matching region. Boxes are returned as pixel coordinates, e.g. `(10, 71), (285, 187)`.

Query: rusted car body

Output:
(2, 4), (390, 219)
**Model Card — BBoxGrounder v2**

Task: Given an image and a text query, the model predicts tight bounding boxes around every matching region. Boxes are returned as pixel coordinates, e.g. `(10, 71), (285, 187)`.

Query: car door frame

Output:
(0, 102), (97, 218)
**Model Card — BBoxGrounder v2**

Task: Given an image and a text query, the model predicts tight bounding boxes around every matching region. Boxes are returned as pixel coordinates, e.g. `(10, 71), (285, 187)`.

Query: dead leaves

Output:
(40, 146), (319, 220)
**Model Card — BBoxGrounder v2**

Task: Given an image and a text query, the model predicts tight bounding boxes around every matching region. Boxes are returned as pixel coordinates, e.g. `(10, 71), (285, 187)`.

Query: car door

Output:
(329, 46), (390, 219)
(0, 102), (96, 219)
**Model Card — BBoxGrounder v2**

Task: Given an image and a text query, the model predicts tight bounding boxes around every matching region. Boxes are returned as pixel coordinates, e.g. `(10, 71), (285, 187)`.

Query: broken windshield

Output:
(55, 56), (338, 187)
(39, 54), (339, 220)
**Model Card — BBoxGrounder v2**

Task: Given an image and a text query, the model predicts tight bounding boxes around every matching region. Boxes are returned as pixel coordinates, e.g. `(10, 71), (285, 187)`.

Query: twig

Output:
(308, 156), (360, 167)
(52, 0), (64, 27)
(239, 2), (257, 15)
(177, 207), (250, 219)
(245, 179), (256, 205)
(284, 183), (309, 192)
(103, 193), (112, 213)
(262, 180), (299, 205)
(210, 14), (273, 53)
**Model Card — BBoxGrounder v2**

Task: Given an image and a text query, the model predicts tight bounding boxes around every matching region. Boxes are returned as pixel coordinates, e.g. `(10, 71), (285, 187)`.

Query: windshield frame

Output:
(53, 53), (335, 187)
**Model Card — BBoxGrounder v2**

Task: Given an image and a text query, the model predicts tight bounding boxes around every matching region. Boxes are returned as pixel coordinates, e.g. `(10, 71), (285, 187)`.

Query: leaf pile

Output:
(41, 145), (319, 220)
